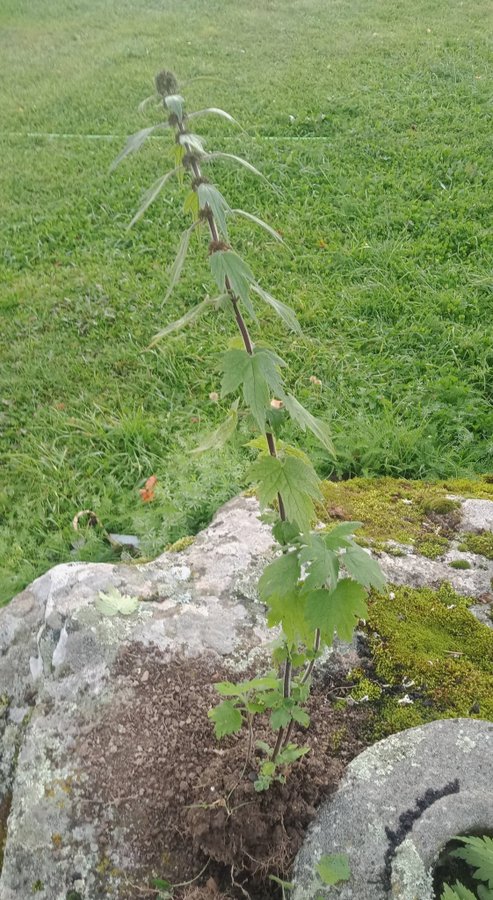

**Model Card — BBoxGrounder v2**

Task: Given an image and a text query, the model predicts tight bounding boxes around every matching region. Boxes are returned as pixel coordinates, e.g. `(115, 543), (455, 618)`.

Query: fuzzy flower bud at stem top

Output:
(155, 69), (178, 97)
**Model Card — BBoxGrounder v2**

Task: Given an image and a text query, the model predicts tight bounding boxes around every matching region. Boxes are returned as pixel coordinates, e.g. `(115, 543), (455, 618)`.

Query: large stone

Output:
(460, 499), (493, 533)
(293, 719), (493, 900)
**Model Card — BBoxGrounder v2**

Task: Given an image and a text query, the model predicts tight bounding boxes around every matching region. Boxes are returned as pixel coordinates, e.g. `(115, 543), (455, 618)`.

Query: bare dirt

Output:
(77, 644), (369, 899)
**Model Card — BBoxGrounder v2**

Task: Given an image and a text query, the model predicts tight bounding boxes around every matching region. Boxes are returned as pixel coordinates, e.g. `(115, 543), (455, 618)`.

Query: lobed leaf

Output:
(441, 886), (476, 900)
(342, 544), (386, 591)
(258, 552), (300, 604)
(231, 209), (286, 245)
(150, 296), (218, 346)
(187, 107), (244, 130)
(305, 578), (368, 644)
(248, 453), (321, 533)
(95, 587), (139, 617)
(163, 222), (199, 304)
(208, 700), (243, 739)
(110, 123), (168, 172)
(190, 403), (238, 455)
(128, 166), (182, 229)
(210, 250), (255, 307)
(282, 393), (335, 455)
(251, 284), (301, 334)
(179, 131), (205, 155)
(299, 534), (339, 592)
(165, 93), (185, 121)
(221, 346), (286, 432)
(198, 183), (231, 239)
(323, 522), (363, 550)
(451, 836), (493, 889)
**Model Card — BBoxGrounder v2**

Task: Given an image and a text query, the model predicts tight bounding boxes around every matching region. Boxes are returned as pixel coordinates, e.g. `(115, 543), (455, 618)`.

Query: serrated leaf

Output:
(179, 131), (205, 155)
(317, 854), (351, 886)
(221, 346), (286, 432)
(291, 705), (310, 727)
(203, 152), (273, 188)
(283, 394), (335, 455)
(270, 705), (292, 730)
(190, 405), (238, 455)
(272, 519), (302, 546)
(343, 545), (386, 591)
(95, 587), (139, 617)
(266, 589), (312, 645)
(150, 296), (215, 346)
(163, 222), (199, 304)
(258, 552), (300, 604)
(477, 885), (493, 900)
(128, 166), (182, 228)
(251, 284), (301, 334)
(441, 885), (476, 900)
(214, 675), (280, 696)
(300, 534), (339, 591)
(210, 250), (255, 307)
(165, 93), (185, 121)
(323, 522), (363, 550)
(231, 210), (285, 244)
(198, 183), (230, 239)
(278, 743), (310, 764)
(187, 107), (244, 130)
(451, 836), (493, 889)
(248, 454), (321, 533)
(208, 700), (243, 739)
(110, 124), (167, 172)
(305, 579), (368, 644)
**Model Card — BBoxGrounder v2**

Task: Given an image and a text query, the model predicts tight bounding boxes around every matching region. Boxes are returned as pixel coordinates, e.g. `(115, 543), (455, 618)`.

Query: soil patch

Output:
(77, 645), (368, 899)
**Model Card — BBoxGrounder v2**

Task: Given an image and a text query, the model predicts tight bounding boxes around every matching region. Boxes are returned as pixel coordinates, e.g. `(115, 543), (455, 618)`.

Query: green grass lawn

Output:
(1, 0), (492, 604)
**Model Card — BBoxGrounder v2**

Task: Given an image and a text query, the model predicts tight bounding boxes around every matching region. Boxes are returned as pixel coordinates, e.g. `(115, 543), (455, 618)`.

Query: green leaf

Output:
(258, 552), (300, 604)
(110, 124), (168, 172)
(248, 453), (321, 533)
(150, 296), (217, 346)
(282, 394), (335, 455)
(451, 836), (493, 889)
(277, 743), (310, 764)
(95, 587), (139, 617)
(190, 404), (238, 455)
(251, 284), (301, 334)
(221, 346), (285, 432)
(231, 210), (285, 245)
(128, 166), (182, 229)
(291, 705), (310, 727)
(165, 93), (185, 121)
(179, 132), (205, 155)
(208, 700), (243, 739)
(305, 578), (368, 644)
(266, 589), (312, 645)
(187, 107), (244, 130)
(197, 183), (231, 239)
(215, 675), (280, 696)
(272, 520), (302, 546)
(299, 534), (339, 591)
(163, 222), (199, 304)
(323, 522), (363, 550)
(343, 545), (386, 591)
(316, 854), (351, 886)
(441, 885), (476, 900)
(270, 705), (292, 730)
(210, 250), (255, 307)
(203, 151), (273, 188)
(477, 886), (493, 900)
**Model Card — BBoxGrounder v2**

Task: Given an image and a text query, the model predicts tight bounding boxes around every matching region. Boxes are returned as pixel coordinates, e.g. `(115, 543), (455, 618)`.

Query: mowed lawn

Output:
(0, 0), (492, 603)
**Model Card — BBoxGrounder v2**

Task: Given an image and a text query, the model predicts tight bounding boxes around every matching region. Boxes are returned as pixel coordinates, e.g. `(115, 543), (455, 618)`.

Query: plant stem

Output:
(280, 628), (320, 751)
(272, 656), (292, 761)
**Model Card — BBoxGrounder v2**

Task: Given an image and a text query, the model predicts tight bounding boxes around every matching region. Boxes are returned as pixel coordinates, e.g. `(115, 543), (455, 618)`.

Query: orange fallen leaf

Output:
(139, 475), (157, 503)
(318, 239), (327, 249)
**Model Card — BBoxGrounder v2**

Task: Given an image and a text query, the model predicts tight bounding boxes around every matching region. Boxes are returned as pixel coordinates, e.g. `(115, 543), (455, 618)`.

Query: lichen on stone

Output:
(358, 582), (493, 739)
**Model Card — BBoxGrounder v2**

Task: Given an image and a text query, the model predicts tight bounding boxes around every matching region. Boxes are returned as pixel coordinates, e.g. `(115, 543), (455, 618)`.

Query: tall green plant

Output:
(113, 70), (385, 789)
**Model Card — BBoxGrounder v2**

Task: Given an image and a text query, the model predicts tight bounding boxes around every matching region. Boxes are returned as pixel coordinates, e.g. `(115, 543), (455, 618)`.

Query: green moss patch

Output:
(319, 476), (492, 558)
(448, 559), (472, 570)
(359, 583), (493, 739)
(458, 531), (493, 560)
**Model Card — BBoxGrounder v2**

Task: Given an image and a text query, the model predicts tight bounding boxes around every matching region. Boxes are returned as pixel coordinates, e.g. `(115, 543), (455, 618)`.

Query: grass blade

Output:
(128, 166), (182, 229)
(203, 152), (279, 192)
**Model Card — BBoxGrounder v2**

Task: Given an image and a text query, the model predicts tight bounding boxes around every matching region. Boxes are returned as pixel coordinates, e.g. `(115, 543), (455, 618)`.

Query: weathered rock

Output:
(378, 544), (493, 601)
(293, 719), (493, 900)
(460, 498), (493, 533)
